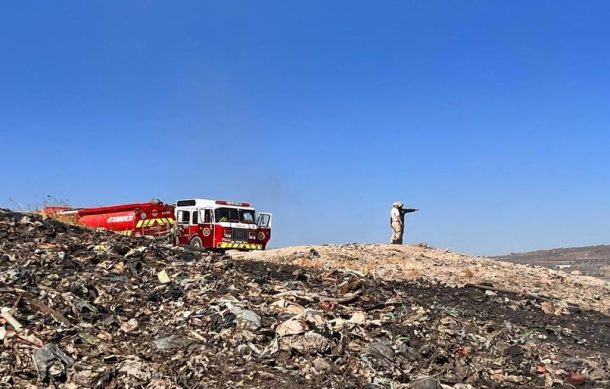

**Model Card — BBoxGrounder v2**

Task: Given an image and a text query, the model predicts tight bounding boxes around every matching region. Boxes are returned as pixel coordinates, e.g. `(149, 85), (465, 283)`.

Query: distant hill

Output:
(494, 245), (610, 280)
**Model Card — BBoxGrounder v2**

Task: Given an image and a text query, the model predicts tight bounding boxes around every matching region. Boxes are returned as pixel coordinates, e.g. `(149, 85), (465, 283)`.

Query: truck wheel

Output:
(190, 237), (202, 248)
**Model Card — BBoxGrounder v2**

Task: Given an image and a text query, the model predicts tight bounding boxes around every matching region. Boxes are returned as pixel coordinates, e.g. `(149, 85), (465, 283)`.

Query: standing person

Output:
(390, 202), (418, 244)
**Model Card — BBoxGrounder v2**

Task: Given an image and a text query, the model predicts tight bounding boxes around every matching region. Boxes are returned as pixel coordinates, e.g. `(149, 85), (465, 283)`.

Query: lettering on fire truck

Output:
(107, 215), (135, 223)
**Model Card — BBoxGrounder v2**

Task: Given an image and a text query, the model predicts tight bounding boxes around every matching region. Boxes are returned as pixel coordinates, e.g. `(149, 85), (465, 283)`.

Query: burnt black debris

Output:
(0, 209), (609, 388)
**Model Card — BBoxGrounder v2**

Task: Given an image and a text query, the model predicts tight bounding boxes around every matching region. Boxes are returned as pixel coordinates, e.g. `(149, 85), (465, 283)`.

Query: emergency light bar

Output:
(215, 200), (250, 207)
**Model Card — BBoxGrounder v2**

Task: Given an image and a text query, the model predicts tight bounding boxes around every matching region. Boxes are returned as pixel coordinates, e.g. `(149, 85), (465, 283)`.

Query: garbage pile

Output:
(1, 209), (609, 388)
(235, 244), (610, 314)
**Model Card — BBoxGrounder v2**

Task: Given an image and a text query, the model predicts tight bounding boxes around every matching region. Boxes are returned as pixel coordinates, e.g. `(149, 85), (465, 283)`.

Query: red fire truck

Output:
(41, 200), (175, 237)
(42, 198), (272, 251)
(174, 198), (272, 250)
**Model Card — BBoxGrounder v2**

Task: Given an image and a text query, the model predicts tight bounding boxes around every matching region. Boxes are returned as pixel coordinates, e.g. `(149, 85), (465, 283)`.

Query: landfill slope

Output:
(0, 211), (608, 388)
(235, 244), (610, 314)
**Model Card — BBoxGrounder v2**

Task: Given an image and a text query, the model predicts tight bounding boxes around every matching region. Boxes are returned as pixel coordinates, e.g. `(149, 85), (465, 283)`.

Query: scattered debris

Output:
(235, 244), (610, 314)
(157, 269), (171, 284)
(33, 343), (74, 382)
(1, 307), (23, 331)
(0, 209), (609, 388)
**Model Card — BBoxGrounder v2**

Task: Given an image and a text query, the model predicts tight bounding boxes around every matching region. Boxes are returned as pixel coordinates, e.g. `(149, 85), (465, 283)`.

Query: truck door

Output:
(257, 213), (272, 228)
(256, 213), (272, 249)
(200, 208), (214, 248)
(176, 210), (191, 245)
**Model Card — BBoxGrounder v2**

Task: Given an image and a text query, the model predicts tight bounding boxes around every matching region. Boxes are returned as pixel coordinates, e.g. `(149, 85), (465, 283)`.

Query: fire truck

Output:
(174, 198), (272, 250)
(41, 200), (175, 237)
(41, 198), (272, 251)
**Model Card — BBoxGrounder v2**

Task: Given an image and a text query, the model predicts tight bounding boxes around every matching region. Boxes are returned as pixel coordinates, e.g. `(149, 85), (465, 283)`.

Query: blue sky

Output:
(1, 1), (610, 255)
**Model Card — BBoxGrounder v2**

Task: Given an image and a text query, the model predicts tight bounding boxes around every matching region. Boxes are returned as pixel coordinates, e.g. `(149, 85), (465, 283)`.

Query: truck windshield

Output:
(214, 208), (256, 223)
(215, 207), (239, 222)
(240, 210), (255, 223)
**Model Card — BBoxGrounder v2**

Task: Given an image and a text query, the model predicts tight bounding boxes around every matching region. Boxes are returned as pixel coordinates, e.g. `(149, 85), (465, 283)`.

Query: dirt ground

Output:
(233, 244), (610, 315)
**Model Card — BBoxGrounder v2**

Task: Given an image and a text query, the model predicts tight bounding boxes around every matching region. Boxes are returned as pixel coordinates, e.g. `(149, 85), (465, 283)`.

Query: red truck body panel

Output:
(43, 202), (175, 237)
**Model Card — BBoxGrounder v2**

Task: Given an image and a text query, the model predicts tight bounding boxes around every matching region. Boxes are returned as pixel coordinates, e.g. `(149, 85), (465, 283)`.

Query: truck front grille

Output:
(232, 228), (249, 242)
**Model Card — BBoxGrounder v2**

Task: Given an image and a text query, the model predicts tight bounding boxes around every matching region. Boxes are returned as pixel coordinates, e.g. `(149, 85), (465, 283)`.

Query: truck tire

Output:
(190, 237), (202, 248)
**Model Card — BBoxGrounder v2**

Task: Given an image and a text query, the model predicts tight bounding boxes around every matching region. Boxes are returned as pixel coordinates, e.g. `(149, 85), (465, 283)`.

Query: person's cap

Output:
(393, 202), (403, 207)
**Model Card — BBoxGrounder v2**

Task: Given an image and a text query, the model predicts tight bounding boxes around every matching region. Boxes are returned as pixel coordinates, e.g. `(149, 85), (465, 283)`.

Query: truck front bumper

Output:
(218, 242), (263, 250)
